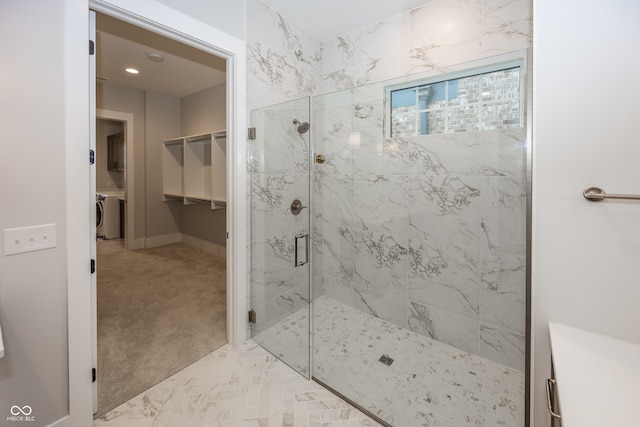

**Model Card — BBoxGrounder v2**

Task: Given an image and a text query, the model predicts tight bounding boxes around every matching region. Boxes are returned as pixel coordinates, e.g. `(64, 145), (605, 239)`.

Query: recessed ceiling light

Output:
(125, 68), (139, 74)
(147, 52), (165, 63)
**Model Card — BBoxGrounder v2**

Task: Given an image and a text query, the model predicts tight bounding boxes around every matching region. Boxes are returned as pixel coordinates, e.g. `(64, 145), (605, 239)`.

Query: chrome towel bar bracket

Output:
(583, 187), (640, 202)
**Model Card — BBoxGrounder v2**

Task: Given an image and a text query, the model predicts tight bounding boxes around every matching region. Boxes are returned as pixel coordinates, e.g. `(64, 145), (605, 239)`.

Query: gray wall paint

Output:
(145, 92), (183, 239)
(181, 84), (226, 135)
(181, 84), (227, 247)
(0, 1), (69, 425)
(96, 120), (125, 189)
(97, 83), (147, 240)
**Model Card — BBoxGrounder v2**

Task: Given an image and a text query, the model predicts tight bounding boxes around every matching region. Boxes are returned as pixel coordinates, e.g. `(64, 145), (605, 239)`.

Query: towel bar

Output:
(583, 187), (640, 202)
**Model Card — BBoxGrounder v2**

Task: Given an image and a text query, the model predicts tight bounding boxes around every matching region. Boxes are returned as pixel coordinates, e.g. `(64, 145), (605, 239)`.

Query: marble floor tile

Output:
(94, 340), (380, 427)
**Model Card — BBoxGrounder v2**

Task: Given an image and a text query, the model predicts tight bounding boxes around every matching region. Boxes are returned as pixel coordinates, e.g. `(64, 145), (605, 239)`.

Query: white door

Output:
(89, 9), (98, 415)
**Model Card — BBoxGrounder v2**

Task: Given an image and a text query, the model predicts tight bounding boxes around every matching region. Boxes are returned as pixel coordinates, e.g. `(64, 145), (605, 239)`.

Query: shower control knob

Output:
(315, 154), (325, 164)
(290, 199), (307, 215)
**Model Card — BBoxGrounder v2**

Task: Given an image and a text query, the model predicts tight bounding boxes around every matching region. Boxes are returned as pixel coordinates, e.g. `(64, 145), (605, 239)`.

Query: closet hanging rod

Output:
(583, 187), (640, 202)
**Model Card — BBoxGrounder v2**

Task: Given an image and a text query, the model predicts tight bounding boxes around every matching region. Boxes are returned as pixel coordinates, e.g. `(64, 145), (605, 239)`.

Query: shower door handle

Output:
(294, 234), (309, 267)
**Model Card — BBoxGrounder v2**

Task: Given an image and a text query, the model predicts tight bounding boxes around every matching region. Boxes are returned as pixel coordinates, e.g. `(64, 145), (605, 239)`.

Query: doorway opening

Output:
(93, 11), (229, 417)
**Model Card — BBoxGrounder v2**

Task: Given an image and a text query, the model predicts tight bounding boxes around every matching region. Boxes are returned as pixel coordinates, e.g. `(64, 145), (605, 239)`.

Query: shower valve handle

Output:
(290, 199), (307, 215)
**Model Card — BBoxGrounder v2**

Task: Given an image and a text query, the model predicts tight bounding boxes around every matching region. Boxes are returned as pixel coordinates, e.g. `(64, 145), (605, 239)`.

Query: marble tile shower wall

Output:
(316, 88), (527, 370)
(246, 0), (532, 371)
(322, 0), (532, 93)
(246, 0), (323, 336)
(249, 105), (311, 333)
(315, 0), (531, 371)
(246, 0), (323, 112)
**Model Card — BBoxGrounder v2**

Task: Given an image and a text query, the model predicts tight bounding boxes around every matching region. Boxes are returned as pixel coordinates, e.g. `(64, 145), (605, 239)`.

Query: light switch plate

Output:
(4, 224), (57, 256)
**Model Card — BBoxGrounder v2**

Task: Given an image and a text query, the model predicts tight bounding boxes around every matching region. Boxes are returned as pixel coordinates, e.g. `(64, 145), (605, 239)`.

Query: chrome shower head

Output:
(293, 119), (310, 134)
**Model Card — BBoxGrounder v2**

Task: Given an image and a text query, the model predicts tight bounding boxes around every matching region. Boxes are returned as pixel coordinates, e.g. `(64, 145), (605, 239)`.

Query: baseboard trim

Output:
(128, 237), (145, 250)
(145, 233), (181, 248)
(181, 234), (226, 258)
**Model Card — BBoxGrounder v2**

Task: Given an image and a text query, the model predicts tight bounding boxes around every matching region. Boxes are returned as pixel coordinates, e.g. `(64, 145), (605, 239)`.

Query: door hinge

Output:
(226, 232), (229, 239)
(92, 368), (96, 383)
(248, 309), (257, 324)
(90, 259), (96, 274)
(89, 40), (95, 55)
(90, 149), (95, 165)
(248, 127), (256, 140)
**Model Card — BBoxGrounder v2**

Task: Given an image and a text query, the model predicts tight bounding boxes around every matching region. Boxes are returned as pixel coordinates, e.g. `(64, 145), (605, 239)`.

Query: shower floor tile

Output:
(258, 296), (524, 427)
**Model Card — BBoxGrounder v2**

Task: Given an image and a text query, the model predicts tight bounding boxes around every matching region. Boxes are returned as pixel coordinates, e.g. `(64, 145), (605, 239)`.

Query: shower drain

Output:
(378, 354), (394, 366)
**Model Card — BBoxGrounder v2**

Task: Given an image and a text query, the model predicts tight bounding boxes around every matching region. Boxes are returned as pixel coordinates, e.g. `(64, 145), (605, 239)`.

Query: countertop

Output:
(97, 188), (125, 200)
(549, 322), (640, 427)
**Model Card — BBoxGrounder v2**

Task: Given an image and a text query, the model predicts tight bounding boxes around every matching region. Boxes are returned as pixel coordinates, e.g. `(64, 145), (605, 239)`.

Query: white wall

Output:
(532, 1), (640, 425)
(154, 0), (246, 41)
(0, 1), (70, 425)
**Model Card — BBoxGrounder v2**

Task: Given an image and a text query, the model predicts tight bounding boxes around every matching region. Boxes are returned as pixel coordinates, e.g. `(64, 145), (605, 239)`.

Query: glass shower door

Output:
(249, 97), (311, 377)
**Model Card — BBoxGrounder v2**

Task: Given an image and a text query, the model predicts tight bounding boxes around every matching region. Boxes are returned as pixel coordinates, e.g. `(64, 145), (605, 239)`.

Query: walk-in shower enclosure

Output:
(249, 51), (529, 426)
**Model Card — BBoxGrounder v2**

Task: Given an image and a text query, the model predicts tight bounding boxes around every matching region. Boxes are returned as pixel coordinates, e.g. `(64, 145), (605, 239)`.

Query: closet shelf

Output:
(162, 131), (226, 210)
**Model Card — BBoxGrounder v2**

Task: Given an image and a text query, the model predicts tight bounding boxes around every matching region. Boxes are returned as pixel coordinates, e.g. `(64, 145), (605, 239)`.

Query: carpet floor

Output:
(96, 239), (227, 417)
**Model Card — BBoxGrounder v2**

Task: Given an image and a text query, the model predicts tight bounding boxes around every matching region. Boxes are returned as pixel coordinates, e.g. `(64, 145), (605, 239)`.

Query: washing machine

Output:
(96, 192), (122, 239)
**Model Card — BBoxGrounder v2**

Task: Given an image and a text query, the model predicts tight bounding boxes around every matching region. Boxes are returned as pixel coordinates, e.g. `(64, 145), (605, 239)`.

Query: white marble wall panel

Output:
(251, 235), (293, 277)
(251, 174), (295, 240)
(407, 133), (483, 176)
(408, 239), (480, 319)
(480, 128), (528, 177)
(353, 175), (409, 238)
(322, 14), (409, 92)
(321, 276), (355, 309)
(407, 174), (482, 247)
(321, 174), (353, 229)
(408, 301), (479, 354)
(479, 324), (525, 371)
(321, 225), (354, 283)
(353, 230), (408, 298)
(409, 0), (484, 74)
(353, 285), (408, 329)
(480, 176), (526, 254)
(321, 0), (532, 92)
(482, 0), (533, 56)
(406, 129), (527, 178)
(351, 100), (385, 177)
(246, 0), (322, 111)
(480, 250), (526, 334)
(318, 105), (354, 176)
(250, 108), (308, 175)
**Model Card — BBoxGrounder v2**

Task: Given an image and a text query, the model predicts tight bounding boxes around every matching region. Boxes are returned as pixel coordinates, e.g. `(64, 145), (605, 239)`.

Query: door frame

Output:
(66, 0), (247, 424)
(96, 110), (136, 249)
